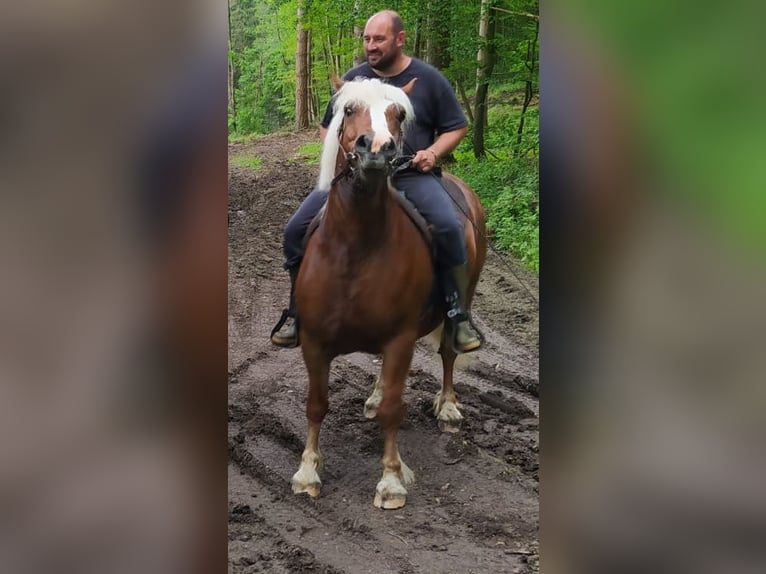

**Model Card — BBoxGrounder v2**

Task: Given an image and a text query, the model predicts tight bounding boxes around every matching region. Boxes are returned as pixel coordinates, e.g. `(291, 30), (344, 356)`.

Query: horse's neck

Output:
(324, 180), (393, 253)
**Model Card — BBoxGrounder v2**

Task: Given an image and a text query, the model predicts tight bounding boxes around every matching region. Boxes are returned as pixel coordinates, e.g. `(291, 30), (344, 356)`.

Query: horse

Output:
(291, 76), (486, 509)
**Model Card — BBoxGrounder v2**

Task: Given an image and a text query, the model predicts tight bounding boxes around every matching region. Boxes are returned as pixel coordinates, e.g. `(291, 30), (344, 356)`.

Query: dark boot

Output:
(441, 263), (483, 353)
(270, 267), (300, 348)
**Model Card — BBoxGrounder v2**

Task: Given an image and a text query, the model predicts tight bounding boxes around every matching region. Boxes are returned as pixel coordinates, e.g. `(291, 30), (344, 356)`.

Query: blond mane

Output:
(317, 78), (415, 191)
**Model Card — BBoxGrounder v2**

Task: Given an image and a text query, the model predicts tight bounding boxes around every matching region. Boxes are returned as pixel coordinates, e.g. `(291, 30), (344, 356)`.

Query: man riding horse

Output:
(271, 9), (482, 354)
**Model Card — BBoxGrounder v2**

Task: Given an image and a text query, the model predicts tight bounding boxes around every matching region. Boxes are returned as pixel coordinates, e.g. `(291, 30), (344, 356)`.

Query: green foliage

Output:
(230, 154), (263, 171)
(451, 155), (539, 272)
(485, 165), (539, 272)
(228, 0), (539, 270)
(294, 141), (323, 164)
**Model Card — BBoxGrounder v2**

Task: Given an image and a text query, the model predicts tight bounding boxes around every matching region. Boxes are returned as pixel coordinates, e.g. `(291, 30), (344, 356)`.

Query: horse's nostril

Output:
(355, 134), (372, 151)
(381, 140), (395, 152)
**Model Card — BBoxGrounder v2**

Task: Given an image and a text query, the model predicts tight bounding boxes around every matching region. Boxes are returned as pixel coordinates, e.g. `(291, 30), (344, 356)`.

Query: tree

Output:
(295, 0), (310, 129)
(514, 19), (538, 157)
(228, 0), (237, 133)
(473, 0), (497, 159)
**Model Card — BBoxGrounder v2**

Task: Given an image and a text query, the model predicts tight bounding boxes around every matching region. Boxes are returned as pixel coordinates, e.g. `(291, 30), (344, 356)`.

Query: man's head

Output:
(363, 10), (405, 72)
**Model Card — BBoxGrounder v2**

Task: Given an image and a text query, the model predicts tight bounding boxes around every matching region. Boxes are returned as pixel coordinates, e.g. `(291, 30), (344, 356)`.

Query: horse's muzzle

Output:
(355, 135), (396, 173)
(357, 153), (389, 172)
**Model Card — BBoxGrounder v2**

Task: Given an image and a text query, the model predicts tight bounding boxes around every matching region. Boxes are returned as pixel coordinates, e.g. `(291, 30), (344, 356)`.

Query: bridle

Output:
(332, 116), (413, 186)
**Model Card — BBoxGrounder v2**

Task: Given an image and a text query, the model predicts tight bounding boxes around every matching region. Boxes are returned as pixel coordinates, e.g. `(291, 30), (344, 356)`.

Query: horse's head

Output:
(318, 77), (416, 191)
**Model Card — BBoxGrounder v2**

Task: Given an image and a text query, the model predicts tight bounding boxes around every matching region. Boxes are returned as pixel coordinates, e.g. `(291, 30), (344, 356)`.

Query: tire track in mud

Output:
(229, 133), (539, 573)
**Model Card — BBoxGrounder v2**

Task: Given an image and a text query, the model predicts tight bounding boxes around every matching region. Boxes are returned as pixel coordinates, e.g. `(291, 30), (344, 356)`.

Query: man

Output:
(271, 9), (481, 353)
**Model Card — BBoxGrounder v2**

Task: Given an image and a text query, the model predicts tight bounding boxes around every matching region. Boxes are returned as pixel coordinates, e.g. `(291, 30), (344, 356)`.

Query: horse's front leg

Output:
(433, 342), (463, 433)
(292, 338), (330, 497)
(374, 332), (417, 509)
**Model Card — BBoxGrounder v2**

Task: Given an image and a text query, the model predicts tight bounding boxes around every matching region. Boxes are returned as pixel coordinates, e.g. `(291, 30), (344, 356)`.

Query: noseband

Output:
(333, 118), (411, 186)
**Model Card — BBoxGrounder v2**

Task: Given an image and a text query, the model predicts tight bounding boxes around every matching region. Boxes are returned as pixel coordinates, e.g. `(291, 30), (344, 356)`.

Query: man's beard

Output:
(367, 50), (396, 72)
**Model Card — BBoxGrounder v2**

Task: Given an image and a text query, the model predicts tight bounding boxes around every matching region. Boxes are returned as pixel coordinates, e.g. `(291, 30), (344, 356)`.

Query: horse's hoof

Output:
(437, 419), (462, 434)
(364, 385), (382, 419)
(373, 492), (406, 509)
(434, 398), (464, 434)
(363, 404), (378, 419)
(374, 471), (409, 509)
(399, 459), (415, 486)
(292, 459), (322, 497)
(293, 482), (321, 498)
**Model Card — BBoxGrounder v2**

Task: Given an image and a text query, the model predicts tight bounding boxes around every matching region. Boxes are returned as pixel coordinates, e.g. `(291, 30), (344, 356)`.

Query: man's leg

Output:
(271, 189), (329, 347)
(394, 173), (482, 353)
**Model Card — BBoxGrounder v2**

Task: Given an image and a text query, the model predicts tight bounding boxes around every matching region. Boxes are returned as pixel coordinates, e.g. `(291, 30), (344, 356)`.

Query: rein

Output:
(331, 155), (355, 186)
(330, 150), (414, 186)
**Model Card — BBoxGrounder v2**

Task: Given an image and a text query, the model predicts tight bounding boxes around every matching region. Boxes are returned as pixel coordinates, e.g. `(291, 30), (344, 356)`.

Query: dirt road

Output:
(228, 132), (539, 573)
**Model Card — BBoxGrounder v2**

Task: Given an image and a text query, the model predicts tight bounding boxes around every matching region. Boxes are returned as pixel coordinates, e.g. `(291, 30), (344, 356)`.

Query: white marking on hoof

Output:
(291, 451), (322, 497)
(373, 471), (408, 509)
(364, 378), (383, 419)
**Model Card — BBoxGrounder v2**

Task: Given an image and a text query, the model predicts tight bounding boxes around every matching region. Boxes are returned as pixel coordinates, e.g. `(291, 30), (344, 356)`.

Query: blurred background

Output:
(541, 0), (766, 572)
(0, 1), (227, 573)
(0, 0), (764, 572)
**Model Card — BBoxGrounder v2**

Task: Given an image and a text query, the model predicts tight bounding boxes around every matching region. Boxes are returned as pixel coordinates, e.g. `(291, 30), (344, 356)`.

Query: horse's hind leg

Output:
(364, 374), (383, 419)
(292, 340), (330, 498)
(374, 333), (417, 509)
(434, 340), (463, 433)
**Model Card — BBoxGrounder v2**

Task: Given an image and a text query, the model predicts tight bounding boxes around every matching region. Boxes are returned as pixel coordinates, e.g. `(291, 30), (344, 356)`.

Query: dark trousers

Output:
(283, 171), (467, 270)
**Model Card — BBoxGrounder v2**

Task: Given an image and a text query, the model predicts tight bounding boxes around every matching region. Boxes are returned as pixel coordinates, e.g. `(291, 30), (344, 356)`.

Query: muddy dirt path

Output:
(228, 131), (539, 573)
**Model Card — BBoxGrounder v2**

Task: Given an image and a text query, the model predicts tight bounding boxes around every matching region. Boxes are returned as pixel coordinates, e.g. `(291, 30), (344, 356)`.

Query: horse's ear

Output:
(330, 73), (345, 91)
(401, 78), (417, 95)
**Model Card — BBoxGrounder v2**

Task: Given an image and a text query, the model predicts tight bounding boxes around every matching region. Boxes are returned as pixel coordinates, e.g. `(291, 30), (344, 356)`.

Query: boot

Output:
(270, 267), (300, 348)
(441, 263), (483, 353)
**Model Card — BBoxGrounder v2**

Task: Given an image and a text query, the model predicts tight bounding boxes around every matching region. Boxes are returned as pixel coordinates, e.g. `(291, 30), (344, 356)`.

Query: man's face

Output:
(363, 17), (402, 72)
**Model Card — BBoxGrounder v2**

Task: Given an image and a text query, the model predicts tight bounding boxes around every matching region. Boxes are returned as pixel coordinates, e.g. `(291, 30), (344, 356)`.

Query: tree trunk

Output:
(456, 80), (475, 125)
(514, 21), (538, 157)
(295, 0), (310, 129)
(413, 14), (423, 59)
(425, 3), (434, 64)
(353, 0), (364, 65)
(426, 0), (450, 69)
(227, 0), (237, 133)
(307, 30), (316, 123)
(473, 0), (497, 159)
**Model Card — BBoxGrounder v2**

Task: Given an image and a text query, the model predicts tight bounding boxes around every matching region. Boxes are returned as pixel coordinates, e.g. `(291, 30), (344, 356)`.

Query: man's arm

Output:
(412, 125), (468, 173)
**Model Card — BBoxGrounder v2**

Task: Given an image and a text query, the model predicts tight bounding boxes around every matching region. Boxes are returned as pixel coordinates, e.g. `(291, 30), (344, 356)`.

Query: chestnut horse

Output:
(291, 77), (486, 509)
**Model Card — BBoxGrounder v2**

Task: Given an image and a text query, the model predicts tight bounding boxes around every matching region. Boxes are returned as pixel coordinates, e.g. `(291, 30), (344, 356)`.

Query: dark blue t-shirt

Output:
(320, 58), (467, 155)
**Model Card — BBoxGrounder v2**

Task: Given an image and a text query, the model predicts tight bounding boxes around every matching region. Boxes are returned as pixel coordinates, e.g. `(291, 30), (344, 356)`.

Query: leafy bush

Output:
(451, 155), (538, 272)
(485, 165), (539, 272)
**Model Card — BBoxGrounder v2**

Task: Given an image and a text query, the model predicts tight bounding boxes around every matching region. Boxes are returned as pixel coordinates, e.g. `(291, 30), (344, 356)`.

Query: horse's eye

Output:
(397, 108), (406, 123)
(344, 105), (354, 117)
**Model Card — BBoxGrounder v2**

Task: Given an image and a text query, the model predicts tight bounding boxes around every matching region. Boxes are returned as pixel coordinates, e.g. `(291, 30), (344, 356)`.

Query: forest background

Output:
(228, 0), (539, 271)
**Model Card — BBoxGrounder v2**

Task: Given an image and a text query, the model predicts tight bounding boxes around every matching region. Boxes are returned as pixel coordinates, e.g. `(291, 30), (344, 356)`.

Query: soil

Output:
(228, 131), (539, 574)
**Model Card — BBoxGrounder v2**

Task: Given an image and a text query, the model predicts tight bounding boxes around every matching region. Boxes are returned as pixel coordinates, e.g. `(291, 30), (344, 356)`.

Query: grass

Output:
(228, 133), (260, 144)
(230, 154), (263, 171)
(294, 141), (322, 165)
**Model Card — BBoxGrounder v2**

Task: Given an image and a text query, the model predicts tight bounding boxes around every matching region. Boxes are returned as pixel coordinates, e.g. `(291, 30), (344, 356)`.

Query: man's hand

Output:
(412, 148), (438, 172)
(411, 127), (467, 173)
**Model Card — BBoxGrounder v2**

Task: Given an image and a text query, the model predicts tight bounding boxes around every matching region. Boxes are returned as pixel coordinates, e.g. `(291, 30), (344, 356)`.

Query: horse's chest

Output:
(333, 283), (403, 324)
(306, 276), (422, 336)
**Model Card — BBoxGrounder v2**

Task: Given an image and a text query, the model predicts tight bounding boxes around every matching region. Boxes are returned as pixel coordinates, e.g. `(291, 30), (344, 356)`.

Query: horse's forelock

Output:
(317, 78), (416, 190)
